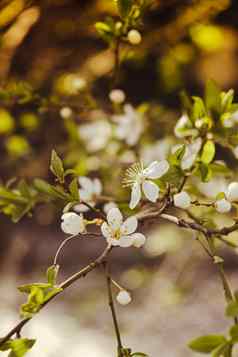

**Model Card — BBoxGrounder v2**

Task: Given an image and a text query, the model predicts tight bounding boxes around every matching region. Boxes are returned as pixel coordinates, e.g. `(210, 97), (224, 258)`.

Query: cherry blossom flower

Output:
(181, 137), (202, 170)
(101, 208), (146, 248)
(79, 115), (112, 152)
(74, 177), (102, 212)
(113, 104), (143, 146)
(61, 212), (85, 235)
(124, 160), (169, 209)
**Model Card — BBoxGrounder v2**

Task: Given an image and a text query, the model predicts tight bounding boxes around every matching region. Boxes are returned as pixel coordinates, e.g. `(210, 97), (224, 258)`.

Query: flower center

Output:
(113, 228), (121, 240)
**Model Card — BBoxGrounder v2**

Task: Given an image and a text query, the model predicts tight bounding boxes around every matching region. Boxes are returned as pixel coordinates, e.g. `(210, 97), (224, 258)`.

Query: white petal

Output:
(129, 182), (141, 209)
(107, 208), (123, 230)
(61, 212), (85, 235)
(118, 236), (134, 247)
(121, 216), (138, 235)
(142, 180), (159, 202)
(79, 188), (92, 202)
(144, 160), (169, 179)
(131, 233), (146, 248)
(93, 178), (102, 195)
(78, 177), (93, 192)
(74, 203), (90, 213)
(101, 222), (113, 239)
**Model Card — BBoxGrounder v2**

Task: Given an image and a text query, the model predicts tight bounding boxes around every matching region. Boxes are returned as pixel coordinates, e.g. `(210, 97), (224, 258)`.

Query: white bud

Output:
(109, 89), (125, 104)
(60, 107), (73, 119)
(116, 290), (132, 305)
(133, 233), (146, 248)
(173, 191), (191, 209)
(215, 198), (231, 213)
(223, 118), (233, 128)
(195, 119), (203, 129)
(227, 182), (238, 202)
(61, 212), (85, 235)
(127, 29), (142, 45)
(206, 133), (213, 140)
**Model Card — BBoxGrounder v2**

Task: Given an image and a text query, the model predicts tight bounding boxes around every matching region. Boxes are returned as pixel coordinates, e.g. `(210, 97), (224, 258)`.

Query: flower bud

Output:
(128, 29), (142, 45)
(60, 107), (73, 119)
(61, 212), (85, 235)
(116, 290), (132, 305)
(173, 191), (191, 209)
(109, 89), (125, 104)
(227, 182), (238, 202)
(215, 198), (231, 213)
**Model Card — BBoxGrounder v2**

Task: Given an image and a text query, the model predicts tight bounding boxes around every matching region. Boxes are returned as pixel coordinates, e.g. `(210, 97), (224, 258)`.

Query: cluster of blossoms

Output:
(215, 182), (238, 213)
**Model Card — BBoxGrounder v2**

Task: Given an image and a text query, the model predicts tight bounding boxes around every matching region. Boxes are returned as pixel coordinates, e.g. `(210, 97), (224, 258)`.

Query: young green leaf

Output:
(50, 150), (65, 183)
(226, 300), (238, 318)
(188, 335), (226, 353)
(0, 338), (36, 356)
(201, 140), (216, 164)
(117, 0), (133, 19)
(47, 265), (59, 286)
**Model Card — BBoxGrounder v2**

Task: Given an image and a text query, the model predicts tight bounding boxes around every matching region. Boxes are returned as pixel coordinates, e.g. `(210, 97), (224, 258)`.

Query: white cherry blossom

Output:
(79, 116), (112, 152)
(113, 104), (143, 146)
(74, 177), (102, 212)
(124, 160), (170, 209)
(61, 212), (85, 235)
(101, 208), (146, 248)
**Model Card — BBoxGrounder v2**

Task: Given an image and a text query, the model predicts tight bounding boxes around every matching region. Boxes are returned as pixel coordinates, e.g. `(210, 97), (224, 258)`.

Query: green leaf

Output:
(69, 178), (79, 200)
(226, 300), (238, 318)
(46, 265), (59, 286)
(205, 79), (221, 113)
(169, 145), (186, 166)
(0, 338), (36, 356)
(221, 89), (234, 112)
(201, 140), (216, 164)
(33, 179), (69, 200)
(188, 335), (226, 353)
(211, 342), (231, 357)
(198, 163), (212, 182)
(50, 150), (64, 184)
(131, 353), (149, 357)
(192, 97), (206, 121)
(117, 0), (133, 18)
(229, 325), (238, 341)
(95, 22), (113, 42)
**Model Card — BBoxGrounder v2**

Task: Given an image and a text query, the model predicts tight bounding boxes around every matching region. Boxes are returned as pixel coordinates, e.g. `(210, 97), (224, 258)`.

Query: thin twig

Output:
(104, 262), (123, 356)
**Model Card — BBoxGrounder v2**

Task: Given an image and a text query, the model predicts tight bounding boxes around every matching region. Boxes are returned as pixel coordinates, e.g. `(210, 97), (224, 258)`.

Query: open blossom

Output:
(61, 212), (85, 235)
(124, 161), (169, 209)
(113, 104), (143, 146)
(74, 177), (102, 212)
(101, 208), (146, 248)
(79, 116), (112, 152)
